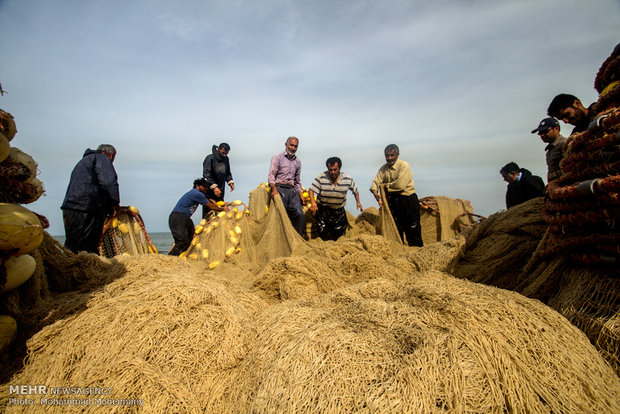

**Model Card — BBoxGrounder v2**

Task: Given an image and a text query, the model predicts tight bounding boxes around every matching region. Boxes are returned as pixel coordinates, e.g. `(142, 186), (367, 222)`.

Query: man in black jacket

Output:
(202, 142), (234, 218)
(499, 162), (545, 209)
(61, 144), (120, 253)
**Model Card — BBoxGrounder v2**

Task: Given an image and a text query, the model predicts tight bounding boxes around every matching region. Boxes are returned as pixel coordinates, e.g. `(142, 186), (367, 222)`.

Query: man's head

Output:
(217, 142), (230, 158)
(384, 144), (399, 166)
(325, 156), (342, 181)
(285, 136), (299, 156)
(531, 117), (560, 143)
(193, 178), (209, 193)
(547, 94), (589, 126)
(97, 144), (116, 162)
(500, 162), (520, 184)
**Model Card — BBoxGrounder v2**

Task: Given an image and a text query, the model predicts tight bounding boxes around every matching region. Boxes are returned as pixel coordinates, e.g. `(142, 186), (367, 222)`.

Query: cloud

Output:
(1, 0), (619, 235)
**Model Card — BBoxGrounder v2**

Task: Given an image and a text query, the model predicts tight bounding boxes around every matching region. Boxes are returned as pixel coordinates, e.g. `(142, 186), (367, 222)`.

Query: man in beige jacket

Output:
(370, 144), (423, 246)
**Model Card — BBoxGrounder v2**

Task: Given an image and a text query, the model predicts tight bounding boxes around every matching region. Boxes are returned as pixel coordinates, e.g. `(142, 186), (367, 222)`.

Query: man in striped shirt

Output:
(309, 157), (363, 241)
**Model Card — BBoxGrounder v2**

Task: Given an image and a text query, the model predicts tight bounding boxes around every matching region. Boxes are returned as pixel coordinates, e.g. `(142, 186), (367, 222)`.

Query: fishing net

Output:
(452, 197), (547, 290)
(419, 196), (484, 245)
(99, 207), (157, 258)
(2, 263), (619, 413)
(182, 184), (306, 268)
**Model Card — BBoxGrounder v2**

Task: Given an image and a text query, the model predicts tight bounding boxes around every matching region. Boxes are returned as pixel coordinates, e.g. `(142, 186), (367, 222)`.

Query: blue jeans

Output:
(278, 185), (304, 235)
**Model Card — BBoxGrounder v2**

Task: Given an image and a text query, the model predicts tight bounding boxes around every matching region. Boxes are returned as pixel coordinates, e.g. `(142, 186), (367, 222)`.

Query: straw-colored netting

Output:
(183, 185), (305, 268)
(519, 250), (620, 375)
(229, 273), (620, 413)
(419, 196), (480, 245)
(452, 197), (547, 290)
(3, 180), (620, 411)
(450, 197), (620, 375)
(3, 264), (619, 413)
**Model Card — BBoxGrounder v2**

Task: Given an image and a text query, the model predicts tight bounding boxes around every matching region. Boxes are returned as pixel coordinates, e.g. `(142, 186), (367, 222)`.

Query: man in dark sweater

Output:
(499, 162), (545, 209)
(202, 142), (234, 218)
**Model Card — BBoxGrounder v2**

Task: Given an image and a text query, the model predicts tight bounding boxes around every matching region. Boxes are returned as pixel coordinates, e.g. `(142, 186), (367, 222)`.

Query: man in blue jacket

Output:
(168, 178), (228, 256)
(61, 144), (120, 254)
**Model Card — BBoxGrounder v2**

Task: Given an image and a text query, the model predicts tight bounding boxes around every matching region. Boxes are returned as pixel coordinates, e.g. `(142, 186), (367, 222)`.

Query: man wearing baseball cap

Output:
(531, 117), (567, 182)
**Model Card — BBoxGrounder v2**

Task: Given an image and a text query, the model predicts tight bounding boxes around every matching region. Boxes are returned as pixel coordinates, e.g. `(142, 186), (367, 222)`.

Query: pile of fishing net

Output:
(99, 206), (158, 257)
(418, 196), (483, 246)
(2, 253), (619, 413)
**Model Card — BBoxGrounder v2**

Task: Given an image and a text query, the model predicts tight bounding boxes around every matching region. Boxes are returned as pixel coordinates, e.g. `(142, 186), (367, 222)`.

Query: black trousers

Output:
(387, 192), (423, 247)
(62, 208), (106, 254)
(168, 211), (194, 255)
(316, 205), (347, 241)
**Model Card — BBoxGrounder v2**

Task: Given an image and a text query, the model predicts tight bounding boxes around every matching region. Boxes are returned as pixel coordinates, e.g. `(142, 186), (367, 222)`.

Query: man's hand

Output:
(270, 184), (279, 199)
(371, 190), (383, 207)
(214, 187), (222, 197)
(229, 182), (235, 192)
(356, 201), (363, 211)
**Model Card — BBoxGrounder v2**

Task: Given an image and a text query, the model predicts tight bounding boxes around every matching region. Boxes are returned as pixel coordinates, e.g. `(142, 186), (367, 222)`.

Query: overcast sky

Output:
(1, 0), (618, 235)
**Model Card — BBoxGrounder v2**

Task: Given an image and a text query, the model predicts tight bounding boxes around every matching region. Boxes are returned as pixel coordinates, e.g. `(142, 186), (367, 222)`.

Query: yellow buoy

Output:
(235, 212), (243, 220)
(112, 217), (119, 228)
(234, 226), (242, 235)
(209, 261), (220, 269)
(217, 211), (226, 218)
(195, 225), (204, 234)
(128, 205), (140, 215)
(230, 236), (239, 245)
(216, 201), (225, 207)
(265, 205), (269, 214)
(0, 203), (43, 256)
(0, 110), (17, 141)
(5, 147), (37, 180)
(189, 253), (198, 260)
(199, 218), (207, 226)
(232, 200), (242, 206)
(202, 249), (209, 259)
(2, 254), (36, 293)
(191, 238), (198, 246)
(225, 246), (235, 256)
(118, 223), (129, 234)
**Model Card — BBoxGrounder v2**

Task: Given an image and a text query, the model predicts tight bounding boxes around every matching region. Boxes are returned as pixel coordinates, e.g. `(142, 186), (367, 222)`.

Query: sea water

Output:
(53, 232), (174, 255)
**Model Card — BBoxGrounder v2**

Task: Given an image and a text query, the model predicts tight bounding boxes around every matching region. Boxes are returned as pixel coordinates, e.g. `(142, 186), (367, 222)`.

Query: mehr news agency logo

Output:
(7, 385), (144, 407)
